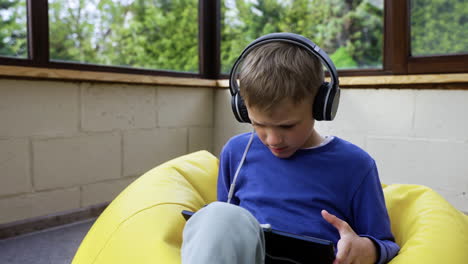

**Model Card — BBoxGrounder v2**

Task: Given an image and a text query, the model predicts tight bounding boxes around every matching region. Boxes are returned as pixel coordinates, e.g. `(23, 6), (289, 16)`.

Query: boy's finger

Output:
(321, 210), (352, 236)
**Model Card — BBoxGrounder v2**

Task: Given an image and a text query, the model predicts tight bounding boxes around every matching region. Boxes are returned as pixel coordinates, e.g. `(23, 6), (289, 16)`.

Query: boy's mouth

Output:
(270, 146), (288, 153)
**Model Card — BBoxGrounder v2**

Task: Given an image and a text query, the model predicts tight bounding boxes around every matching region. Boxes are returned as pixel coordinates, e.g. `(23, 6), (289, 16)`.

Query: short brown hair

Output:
(239, 41), (324, 112)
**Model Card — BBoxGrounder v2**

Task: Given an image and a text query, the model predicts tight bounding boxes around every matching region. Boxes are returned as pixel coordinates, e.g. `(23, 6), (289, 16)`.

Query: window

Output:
(221, 0), (384, 73)
(411, 0), (468, 56)
(410, 0), (467, 56)
(0, 0), (466, 79)
(0, 0), (27, 58)
(386, 0), (468, 74)
(48, 0), (198, 73)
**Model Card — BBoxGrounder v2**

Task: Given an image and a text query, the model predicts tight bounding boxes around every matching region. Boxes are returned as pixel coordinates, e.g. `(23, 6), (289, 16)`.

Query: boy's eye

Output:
(279, 124), (295, 129)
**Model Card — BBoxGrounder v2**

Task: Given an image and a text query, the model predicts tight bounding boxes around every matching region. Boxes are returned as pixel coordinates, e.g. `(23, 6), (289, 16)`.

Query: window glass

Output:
(221, 0), (384, 73)
(411, 0), (468, 56)
(0, 0), (28, 58)
(48, 0), (198, 73)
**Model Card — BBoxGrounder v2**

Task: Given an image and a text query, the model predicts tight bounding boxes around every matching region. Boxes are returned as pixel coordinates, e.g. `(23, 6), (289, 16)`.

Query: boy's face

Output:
(247, 99), (320, 159)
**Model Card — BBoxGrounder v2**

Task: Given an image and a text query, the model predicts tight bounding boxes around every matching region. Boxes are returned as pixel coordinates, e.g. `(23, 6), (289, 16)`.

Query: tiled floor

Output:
(0, 219), (95, 264)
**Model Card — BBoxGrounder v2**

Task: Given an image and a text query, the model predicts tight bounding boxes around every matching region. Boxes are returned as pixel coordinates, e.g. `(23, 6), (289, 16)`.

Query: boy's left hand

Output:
(321, 210), (377, 264)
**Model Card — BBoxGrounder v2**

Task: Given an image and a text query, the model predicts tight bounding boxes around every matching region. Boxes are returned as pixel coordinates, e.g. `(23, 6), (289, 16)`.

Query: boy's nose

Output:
(265, 131), (282, 146)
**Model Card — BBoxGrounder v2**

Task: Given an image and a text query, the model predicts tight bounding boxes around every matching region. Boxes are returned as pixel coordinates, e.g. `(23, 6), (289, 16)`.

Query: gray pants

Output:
(181, 201), (266, 264)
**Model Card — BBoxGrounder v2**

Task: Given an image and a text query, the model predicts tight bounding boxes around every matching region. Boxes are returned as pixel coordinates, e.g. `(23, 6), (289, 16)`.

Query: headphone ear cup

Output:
(313, 82), (329, 121)
(327, 88), (340, 121)
(231, 93), (251, 123)
(313, 82), (340, 121)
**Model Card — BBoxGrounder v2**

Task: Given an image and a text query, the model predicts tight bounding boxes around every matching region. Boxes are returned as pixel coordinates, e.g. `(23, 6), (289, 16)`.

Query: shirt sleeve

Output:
(361, 235), (400, 264)
(217, 144), (230, 202)
(352, 161), (400, 263)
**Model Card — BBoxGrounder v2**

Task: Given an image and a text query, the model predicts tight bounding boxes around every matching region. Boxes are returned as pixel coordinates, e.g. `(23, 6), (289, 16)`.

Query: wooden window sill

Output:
(0, 65), (217, 88)
(217, 73), (468, 89)
(1, 65), (467, 89)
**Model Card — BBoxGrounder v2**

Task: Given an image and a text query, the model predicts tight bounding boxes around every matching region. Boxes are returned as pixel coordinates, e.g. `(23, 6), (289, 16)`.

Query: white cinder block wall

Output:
(1, 78), (466, 225)
(0, 79), (214, 225)
(213, 88), (468, 213)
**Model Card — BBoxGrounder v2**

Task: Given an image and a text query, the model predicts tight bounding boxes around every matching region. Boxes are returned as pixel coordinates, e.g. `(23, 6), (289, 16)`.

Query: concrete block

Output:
(367, 136), (468, 212)
(81, 83), (156, 131)
(315, 123), (367, 149)
(0, 139), (31, 196)
(158, 87), (213, 127)
(189, 127), (213, 154)
(0, 188), (80, 224)
(33, 133), (121, 190)
(414, 90), (468, 140)
(123, 128), (187, 177)
(213, 90), (250, 156)
(331, 89), (415, 136)
(0, 79), (79, 137)
(81, 177), (137, 207)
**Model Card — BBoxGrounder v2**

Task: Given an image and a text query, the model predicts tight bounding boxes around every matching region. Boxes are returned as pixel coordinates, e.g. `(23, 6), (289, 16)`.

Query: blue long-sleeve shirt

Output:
(217, 133), (399, 264)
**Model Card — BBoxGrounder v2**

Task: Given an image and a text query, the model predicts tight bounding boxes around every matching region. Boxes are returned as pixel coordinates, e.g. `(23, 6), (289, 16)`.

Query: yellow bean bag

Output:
(72, 150), (468, 264)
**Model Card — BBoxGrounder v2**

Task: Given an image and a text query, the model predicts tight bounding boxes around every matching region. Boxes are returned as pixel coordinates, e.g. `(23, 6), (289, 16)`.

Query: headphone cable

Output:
(227, 130), (255, 203)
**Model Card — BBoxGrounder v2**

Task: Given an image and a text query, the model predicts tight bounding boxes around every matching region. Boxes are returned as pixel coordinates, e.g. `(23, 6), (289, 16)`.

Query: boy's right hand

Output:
(321, 210), (377, 264)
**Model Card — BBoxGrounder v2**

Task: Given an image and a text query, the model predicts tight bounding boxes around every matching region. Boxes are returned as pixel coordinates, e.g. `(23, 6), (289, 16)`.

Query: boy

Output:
(182, 33), (399, 264)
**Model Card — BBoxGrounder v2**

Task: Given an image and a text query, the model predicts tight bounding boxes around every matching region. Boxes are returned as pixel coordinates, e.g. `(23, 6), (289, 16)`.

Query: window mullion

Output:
(384, 0), (409, 74)
(27, 0), (49, 66)
(199, 0), (221, 79)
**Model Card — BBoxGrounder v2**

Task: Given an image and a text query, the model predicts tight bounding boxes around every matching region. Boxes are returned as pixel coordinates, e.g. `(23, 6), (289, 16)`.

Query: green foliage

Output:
(221, 0), (384, 72)
(330, 46), (357, 69)
(0, 0), (466, 73)
(48, 0), (198, 72)
(411, 0), (468, 56)
(49, 0), (97, 63)
(0, 0), (27, 58)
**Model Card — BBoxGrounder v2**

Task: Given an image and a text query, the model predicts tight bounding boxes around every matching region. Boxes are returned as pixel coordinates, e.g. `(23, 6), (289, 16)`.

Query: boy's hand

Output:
(321, 210), (377, 264)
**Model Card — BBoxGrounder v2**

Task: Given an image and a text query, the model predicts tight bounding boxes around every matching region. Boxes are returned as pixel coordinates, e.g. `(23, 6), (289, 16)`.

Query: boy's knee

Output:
(186, 202), (260, 234)
(199, 201), (248, 218)
(182, 202), (266, 263)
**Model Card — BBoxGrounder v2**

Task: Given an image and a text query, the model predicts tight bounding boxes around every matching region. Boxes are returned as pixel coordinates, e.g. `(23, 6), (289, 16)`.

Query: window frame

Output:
(385, 0), (468, 75)
(0, 0), (466, 81)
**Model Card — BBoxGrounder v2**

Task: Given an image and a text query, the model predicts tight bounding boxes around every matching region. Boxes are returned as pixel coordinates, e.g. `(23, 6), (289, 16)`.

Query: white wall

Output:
(0, 79), (214, 224)
(213, 88), (468, 212)
(1, 77), (466, 224)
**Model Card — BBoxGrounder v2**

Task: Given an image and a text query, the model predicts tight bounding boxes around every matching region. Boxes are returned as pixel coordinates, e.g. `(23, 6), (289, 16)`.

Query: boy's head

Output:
(239, 41), (324, 113)
(238, 41), (326, 158)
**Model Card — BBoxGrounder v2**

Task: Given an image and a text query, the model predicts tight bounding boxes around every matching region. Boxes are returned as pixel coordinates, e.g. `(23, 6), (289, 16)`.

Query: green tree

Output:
(0, 0), (27, 57)
(106, 0), (198, 72)
(221, 0), (384, 72)
(411, 0), (468, 56)
(48, 0), (198, 72)
(49, 0), (100, 63)
(344, 0), (383, 68)
(3, 0), (465, 74)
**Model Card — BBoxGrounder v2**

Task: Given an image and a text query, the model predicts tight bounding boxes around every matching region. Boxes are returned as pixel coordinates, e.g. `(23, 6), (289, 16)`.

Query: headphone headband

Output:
(229, 32), (340, 122)
(229, 33), (339, 96)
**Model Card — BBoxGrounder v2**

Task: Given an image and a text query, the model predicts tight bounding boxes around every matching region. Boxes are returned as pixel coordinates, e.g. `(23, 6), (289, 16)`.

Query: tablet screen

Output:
(264, 229), (335, 264)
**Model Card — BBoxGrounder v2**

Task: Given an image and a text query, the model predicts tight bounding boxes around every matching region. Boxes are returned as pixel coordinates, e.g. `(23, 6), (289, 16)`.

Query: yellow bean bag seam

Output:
(89, 201), (198, 264)
(169, 166), (212, 204)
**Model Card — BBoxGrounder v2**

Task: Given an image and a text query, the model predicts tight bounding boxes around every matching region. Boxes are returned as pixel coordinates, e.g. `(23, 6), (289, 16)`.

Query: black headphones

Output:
(229, 32), (340, 123)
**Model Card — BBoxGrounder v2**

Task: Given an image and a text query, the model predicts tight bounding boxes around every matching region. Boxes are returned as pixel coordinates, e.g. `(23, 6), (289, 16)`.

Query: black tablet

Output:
(264, 228), (335, 264)
(181, 210), (335, 264)
(181, 210), (195, 221)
